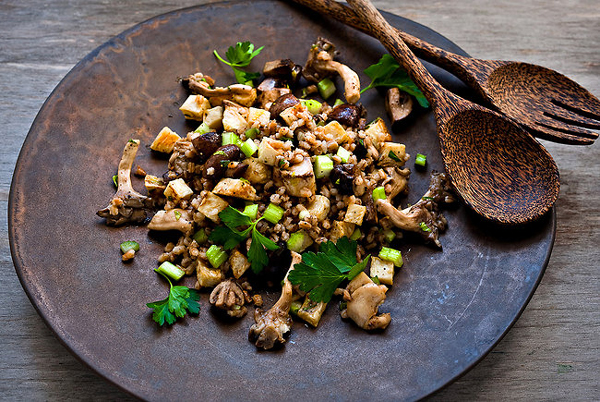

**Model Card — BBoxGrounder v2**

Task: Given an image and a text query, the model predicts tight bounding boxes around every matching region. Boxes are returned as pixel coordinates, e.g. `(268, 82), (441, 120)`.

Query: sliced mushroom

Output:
(340, 272), (391, 330)
(303, 37), (361, 104)
(385, 87), (414, 130)
(209, 279), (248, 318)
(185, 73), (257, 107)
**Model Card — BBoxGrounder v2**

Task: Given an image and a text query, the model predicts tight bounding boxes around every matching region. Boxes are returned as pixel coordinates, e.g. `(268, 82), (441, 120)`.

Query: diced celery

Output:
(415, 153), (427, 167)
(382, 229), (396, 243)
(317, 78), (336, 99)
(240, 138), (259, 157)
(222, 132), (241, 147)
(193, 229), (208, 244)
(333, 98), (344, 107)
(155, 261), (185, 281)
(206, 245), (228, 268)
(336, 146), (351, 163)
(300, 99), (322, 115)
(120, 241), (140, 254)
(194, 122), (211, 134)
(350, 228), (362, 241)
(263, 203), (284, 224)
(287, 231), (307, 252)
(243, 204), (259, 220)
(379, 246), (403, 268)
(372, 186), (386, 202)
(245, 127), (260, 139)
(313, 155), (334, 178)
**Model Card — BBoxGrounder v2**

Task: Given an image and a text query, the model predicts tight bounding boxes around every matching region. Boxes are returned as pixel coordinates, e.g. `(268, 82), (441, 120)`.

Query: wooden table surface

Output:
(1, 0), (598, 400)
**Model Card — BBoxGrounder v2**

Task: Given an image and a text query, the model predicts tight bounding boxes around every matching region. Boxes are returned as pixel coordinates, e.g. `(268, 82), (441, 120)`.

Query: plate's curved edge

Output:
(423, 208), (557, 399)
(7, 1), (557, 400)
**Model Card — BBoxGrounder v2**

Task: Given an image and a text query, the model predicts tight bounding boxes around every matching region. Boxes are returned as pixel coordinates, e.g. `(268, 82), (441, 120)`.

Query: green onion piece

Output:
(313, 155), (334, 178)
(263, 203), (284, 224)
(245, 127), (260, 139)
(155, 261), (185, 281)
(243, 204), (259, 220)
(300, 99), (322, 115)
(336, 146), (352, 163)
(287, 231), (307, 252)
(415, 153), (427, 167)
(372, 186), (386, 202)
(193, 229), (208, 244)
(206, 245), (228, 268)
(350, 228), (362, 241)
(419, 222), (431, 232)
(194, 122), (211, 134)
(112, 175), (118, 188)
(382, 229), (396, 243)
(333, 98), (344, 107)
(317, 78), (336, 99)
(290, 300), (302, 315)
(222, 132), (241, 147)
(120, 241), (140, 254)
(379, 246), (403, 268)
(240, 138), (258, 157)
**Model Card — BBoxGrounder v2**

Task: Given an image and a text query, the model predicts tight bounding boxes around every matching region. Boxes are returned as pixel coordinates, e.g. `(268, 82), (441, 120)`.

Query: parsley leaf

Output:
(361, 54), (430, 108)
(209, 206), (279, 273)
(214, 41), (264, 84)
(288, 237), (370, 303)
(146, 273), (200, 326)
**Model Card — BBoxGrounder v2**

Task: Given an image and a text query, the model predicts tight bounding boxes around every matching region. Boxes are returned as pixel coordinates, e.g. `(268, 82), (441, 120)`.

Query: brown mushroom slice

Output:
(303, 37), (361, 104)
(385, 87), (414, 130)
(147, 209), (193, 234)
(273, 157), (316, 198)
(340, 272), (391, 330)
(185, 73), (257, 107)
(209, 279), (248, 318)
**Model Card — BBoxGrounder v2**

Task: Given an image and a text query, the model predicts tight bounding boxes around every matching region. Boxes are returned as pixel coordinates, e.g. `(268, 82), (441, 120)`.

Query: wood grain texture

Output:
(1, 0), (598, 400)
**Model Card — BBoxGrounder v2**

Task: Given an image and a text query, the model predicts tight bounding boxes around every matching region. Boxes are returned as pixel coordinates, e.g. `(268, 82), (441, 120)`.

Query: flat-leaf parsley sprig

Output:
(361, 54), (429, 108)
(213, 41), (264, 85)
(288, 237), (370, 303)
(146, 270), (200, 326)
(209, 206), (279, 274)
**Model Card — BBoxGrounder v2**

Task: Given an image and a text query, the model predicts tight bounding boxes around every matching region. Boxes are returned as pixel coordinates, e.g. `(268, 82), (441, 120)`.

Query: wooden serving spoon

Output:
(344, 0), (559, 224)
(291, 0), (600, 145)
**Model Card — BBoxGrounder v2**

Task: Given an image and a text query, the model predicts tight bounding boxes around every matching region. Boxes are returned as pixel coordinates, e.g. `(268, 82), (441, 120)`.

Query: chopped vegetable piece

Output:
(240, 138), (259, 157)
(222, 132), (242, 147)
(243, 203), (259, 220)
(287, 230), (312, 253)
(372, 186), (386, 201)
(317, 78), (336, 99)
(333, 98), (344, 107)
(419, 222), (431, 232)
(379, 246), (403, 268)
(146, 270), (200, 326)
(263, 203), (284, 224)
(288, 237), (370, 303)
(313, 155), (334, 178)
(415, 153), (427, 167)
(300, 99), (322, 115)
(206, 245), (228, 268)
(350, 228), (362, 241)
(382, 228), (396, 243)
(245, 127), (260, 139)
(193, 229), (208, 244)
(112, 174), (118, 187)
(155, 261), (185, 281)
(194, 122), (211, 134)
(120, 241), (140, 254)
(336, 146), (352, 163)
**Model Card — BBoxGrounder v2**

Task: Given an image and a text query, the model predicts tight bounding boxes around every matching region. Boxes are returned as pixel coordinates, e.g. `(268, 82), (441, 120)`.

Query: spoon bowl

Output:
(346, 0), (560, 224)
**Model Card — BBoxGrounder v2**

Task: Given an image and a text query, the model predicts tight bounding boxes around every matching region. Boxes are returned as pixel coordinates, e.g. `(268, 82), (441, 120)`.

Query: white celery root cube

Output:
(150, 127), (180, 153)
(369, 256), (394, 285)
(180, 94), (211, 121)
(196, 192), (229, 222)
(306, 195), (330, 222)
(344, 204), (367, 226)
(196, 261), (223, 288)
(163, 178), (193, 202)
(297, 297), (328, 327)
(229, 250), (251, 279)
(257, 137), (286, 166)
(322, 120), (350, 144)
(364, 117), (392, 149)
(378, 142), (409, 167)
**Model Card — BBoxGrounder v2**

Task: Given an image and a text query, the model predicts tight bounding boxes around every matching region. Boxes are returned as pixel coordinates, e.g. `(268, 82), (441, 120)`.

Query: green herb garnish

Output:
(209, 206), (279, 273)
(146, 271), (200, 326)
(213, 41), (264, 85)
(419, 222), (431, 232)
(361, 54), (429, 108)
(388, 150), (401, 162)
(288, 237), (369, 303)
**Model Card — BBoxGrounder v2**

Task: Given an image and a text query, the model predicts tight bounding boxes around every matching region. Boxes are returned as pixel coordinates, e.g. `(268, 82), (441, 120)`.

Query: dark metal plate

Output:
(9, 1), (554, 400)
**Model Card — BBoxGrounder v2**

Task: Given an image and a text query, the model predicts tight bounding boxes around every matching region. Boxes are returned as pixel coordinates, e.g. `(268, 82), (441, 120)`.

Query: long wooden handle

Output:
(345, 0), (445, 106)
(291, 0), (472, 79)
